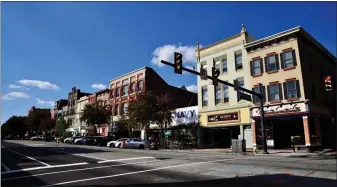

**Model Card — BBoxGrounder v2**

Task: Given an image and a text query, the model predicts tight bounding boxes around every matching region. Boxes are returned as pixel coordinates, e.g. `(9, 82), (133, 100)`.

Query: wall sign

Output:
(208, 112), (239, 123)
(251, 102), (307, 117)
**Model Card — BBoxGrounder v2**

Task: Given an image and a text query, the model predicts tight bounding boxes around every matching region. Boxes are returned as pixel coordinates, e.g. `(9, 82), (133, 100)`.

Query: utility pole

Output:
(163, 57), (269, 154)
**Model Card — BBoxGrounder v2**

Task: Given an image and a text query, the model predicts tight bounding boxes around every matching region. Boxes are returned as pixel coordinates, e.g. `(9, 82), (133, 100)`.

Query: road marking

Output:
(97, 157), (155, 163)
(30, 146), (109, 161)
(2, 160), (159, 181)
(1, 163), (11, 171)
(1, 162), (88, 175)
(1, 146), (51, 166)
(39, 157), (266, 187)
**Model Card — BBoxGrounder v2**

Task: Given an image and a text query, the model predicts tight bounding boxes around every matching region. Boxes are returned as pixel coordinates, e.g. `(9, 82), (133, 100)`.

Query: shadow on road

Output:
(119, 174), (337, 187)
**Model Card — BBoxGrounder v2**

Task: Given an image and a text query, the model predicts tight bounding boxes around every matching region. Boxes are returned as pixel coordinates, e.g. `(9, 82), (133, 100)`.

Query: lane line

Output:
(1, 163), (11, 171)
(2, 160), (159, 181)
(97, 157), (155, 163)
(1, 162), (88, 175)
(39, 157), (271, 187)
(29, 146), (109, 161)
(1, 146), (51, 166)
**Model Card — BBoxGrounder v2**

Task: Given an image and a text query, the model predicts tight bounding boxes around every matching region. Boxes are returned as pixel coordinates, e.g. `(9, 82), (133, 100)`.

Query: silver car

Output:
(122, 138), (147, 149)
(107, 138), (129, 148)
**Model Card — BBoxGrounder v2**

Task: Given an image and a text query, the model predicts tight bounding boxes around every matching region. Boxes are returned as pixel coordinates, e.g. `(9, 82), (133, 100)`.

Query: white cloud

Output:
(1, 92), (30, 100)
(186, 85), (198, 93)
(18, 79), (59, 90)
(91, 84), (107, 90)
(9, 84), (24, 89)
(36, 98), (54, 106)
(151, 44), (197, 67)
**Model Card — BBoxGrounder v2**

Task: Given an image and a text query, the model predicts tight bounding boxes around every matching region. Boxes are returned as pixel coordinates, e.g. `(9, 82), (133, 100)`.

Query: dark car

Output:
(95, 136), (115, 146)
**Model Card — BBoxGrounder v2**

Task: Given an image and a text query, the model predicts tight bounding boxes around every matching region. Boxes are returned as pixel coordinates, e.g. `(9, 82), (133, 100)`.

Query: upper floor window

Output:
(251, 58), (262, 76)
(122, 79), (129, 85)
(215, 86), (222, 105)
(265, 55), (279, 72)
(201, 87), (208, 107)
(137, 74), (143, 80)
(267, 83), (283, 102)
(138, 80), (143, 92)
(131, 83), (136, 93)
(281, 50), (297, 69)
(222, 58), (227, 73)
(252, 86), (266, 104)
(283, 80), (301, 99)
(235, 51), (243, 71)
(122, 85), (128, 96)
(223, 84), (229, 103)
(122, 103), (128, 115)
(214, 59), (220, 72)
(110, 89), (114, 98)
(116, 87), (121, 97)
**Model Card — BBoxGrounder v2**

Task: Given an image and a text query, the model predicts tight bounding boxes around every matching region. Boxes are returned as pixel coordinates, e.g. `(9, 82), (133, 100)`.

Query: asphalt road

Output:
(1, 140), (336, 187)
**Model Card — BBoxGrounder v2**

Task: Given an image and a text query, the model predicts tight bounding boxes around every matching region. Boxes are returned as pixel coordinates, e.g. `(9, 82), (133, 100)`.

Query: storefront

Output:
(198, 107), (252, 149)
(250, 100), (333, 150)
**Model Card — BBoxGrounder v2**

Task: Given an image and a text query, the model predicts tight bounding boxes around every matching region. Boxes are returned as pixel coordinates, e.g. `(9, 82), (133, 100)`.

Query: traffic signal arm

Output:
(160, 60), (263, 98)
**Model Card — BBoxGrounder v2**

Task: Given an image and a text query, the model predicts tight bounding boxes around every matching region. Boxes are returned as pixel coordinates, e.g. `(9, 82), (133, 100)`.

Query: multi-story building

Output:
(73, 96), (89, 136)
(94, 88), (110, 136)
(54, 99), (68, 119)
(195, 25), (257, 148)
(108, 66), (197, 137)
(65, 87), (91, 134)
(245, 26), (336, 150)
(28, 106), (51, 118)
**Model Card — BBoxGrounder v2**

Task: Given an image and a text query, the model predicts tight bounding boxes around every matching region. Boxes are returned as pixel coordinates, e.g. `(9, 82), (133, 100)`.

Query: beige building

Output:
(196, 25), (256, 148)
(73, 96), (89, 136)
(245, 26), (336, 150)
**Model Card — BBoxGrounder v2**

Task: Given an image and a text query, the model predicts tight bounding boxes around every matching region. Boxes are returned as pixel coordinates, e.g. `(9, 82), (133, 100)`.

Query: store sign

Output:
(252, 102), (307, 117)
(172, 106), (198, 126)
(207, 112), (239, 123)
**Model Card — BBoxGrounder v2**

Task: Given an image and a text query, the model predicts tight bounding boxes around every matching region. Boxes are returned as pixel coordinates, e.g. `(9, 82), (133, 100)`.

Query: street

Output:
(1, 140), (336, 187)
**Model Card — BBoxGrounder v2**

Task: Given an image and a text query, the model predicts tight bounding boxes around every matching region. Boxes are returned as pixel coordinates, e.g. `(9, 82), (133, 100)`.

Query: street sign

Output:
(164, 130), (172, 137)
(238, 92), (252, 102)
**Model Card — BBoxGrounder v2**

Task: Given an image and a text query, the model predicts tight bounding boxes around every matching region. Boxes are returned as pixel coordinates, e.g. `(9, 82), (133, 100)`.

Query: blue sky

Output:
(1, 1), (336, 123)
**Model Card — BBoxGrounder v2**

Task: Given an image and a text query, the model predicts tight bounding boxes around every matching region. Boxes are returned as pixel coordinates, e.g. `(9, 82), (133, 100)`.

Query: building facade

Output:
(245, 26), (336, 149)
(196, 25), (256, 148)
(54, 99), (68, 120)
(95, 89), (110, 136)
(73, 96), (89, 136)
(108, 66), (197, 137)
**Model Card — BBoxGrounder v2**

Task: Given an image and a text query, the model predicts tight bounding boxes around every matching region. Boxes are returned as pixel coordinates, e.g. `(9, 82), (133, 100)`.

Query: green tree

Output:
(25, 109), (52, 134)
(153, 93), (174, 147)
(54, 117), (68, 137)
(1, 115), (28, 138)
(118, 113), (139, 137)
(80, 102), (112, 128)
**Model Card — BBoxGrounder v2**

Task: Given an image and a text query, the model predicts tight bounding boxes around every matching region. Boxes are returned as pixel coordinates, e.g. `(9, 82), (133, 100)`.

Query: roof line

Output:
(109, 66), (151, 83)
(198, 33), (242, 51)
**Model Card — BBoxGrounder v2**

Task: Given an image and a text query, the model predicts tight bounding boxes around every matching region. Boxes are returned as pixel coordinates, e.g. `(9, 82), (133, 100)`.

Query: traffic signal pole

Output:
(161, 60), (269, 154)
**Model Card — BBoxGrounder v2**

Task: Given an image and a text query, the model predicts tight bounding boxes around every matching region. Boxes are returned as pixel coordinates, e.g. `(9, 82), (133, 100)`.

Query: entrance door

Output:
(213, 128), (231, 148)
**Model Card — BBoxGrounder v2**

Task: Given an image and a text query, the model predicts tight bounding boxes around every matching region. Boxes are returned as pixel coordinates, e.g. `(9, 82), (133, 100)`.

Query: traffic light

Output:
(174, 52), (183, 74)
(212, 67), (220, 86)
(324, 76), (332, 91)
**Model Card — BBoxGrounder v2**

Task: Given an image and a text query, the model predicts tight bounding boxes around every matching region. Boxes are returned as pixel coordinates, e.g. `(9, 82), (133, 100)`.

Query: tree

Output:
(54, 117), (68, 137)
(80, 102), (112, 127)
(127, 92), (157, 130)
(1, 116), (28, 138)
(25, 109), (52, 134)
(153, 93), (174, 147)
(118, 113), (139, 137)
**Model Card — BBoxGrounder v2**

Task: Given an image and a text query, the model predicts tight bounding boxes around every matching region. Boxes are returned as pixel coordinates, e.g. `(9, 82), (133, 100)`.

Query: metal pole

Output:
(259, 83), (268, 154)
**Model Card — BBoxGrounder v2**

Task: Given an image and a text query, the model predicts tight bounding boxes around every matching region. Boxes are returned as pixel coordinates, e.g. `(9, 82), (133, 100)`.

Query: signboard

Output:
(238, 92), (252, 102)
(207, 112), (239, 123)
(164, 130), (172, 136)
(251, 102), (307, 117)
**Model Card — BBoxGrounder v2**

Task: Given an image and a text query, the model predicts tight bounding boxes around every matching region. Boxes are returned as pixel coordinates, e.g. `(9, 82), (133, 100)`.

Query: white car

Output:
(64, 136), (81, 144)
(107, 138), (129, 148)
(30, 135), (45, 141)
(122, 138), (147, 149)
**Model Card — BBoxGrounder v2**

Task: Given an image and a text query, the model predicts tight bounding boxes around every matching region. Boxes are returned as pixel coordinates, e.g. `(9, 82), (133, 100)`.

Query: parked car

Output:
(30, 135), (45, 141)
(122, 138), (147, 149)
(74, 137), (88, 145)
(107, 138), (129, 148)
(64, 136), (81, 144)
(91, 136), (114, 146)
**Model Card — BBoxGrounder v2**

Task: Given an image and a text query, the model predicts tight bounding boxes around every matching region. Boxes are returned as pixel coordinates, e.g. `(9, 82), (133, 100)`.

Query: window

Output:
(281, 50), (296, 69)
(137, 74), (143, 80)
(116, 87), (121, 97)
(122, 103), (128, 114)
(122, 79), (129, 85)
(252, 86), (266, 104)
(138, 80), (143, 92)
(214, 60), (220, 72)
(251, 59), (262, 75)
(110, 89), (114, 98)
(201, 62), (207, 74)
(235, 52), (243, 70)
(223, 84), (229, 103)
(201, 87), (208, 107)
(215, 86), (221, 105)
(131, 83), (136, 93)
(265, 55), (278, 72)
(122, 85), (128, 96)
(115, 104), (119, 116)
(267, 84), (282, 102)
(222, 58), (227, 73)
(284, 80), (301, 99)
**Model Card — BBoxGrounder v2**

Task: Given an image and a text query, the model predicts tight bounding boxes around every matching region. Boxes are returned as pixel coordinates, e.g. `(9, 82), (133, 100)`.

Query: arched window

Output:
(138, 80), (143, 92)
(131, 83), (136, 94)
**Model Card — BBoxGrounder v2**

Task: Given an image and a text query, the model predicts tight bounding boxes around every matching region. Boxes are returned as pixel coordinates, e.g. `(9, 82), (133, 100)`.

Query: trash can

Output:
(237, 139), (246, 153)
(231, 139), (238, 153)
